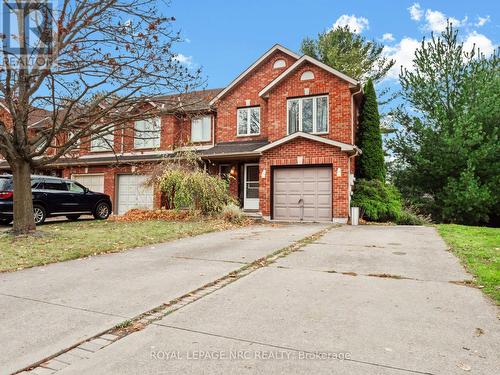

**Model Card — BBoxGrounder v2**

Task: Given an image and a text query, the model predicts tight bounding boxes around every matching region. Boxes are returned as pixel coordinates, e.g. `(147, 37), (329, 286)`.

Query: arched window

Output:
(300, 70), (315, 81)
(273, 59), (286, 69)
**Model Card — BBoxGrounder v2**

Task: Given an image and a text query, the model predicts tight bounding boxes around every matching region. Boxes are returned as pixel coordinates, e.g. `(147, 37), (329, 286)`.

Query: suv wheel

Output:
(0, 218), (12, 225)
(93, 202), (110, 220)
(33, 205), (47, 225)
(66, 214), (81, 221)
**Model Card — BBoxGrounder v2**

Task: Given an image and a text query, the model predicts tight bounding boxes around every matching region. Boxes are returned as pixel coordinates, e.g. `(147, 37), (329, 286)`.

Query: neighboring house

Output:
(0, 44), (363, 222)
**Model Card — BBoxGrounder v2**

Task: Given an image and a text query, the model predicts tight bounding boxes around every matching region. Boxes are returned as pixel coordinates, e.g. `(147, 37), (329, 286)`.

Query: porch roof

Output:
(200, 140), (269, 159)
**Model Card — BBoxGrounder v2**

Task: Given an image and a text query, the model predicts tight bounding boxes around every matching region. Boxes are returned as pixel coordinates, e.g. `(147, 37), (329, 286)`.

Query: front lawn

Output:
(0, 219), (237, 272)
(437, 224), (500, 303)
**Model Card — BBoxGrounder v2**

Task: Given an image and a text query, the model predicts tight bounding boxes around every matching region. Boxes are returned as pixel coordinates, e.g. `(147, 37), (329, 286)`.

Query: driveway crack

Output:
(153, 323), (435, 375)
(0, 292), (129, 319)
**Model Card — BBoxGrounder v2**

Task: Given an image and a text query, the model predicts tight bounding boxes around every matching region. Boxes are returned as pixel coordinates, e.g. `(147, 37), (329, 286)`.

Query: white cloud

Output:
(408, 3), (423, 21)
(424, 9), (463, 32)
(381, 33), (395, 42)
(173, 53), (193, 67)
(332, 14), (369, 34)
(383, 37), (420, 79)
(475, 15), (490, 27)
(463, 31), (495, 56)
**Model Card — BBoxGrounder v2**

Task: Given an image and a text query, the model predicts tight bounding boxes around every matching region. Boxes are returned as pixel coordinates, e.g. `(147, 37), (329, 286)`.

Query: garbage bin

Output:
(351, 207), (359, 226)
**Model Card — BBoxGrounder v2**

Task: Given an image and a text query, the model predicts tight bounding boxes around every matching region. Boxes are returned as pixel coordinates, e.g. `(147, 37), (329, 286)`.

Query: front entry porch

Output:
(204, 158), (261, 213)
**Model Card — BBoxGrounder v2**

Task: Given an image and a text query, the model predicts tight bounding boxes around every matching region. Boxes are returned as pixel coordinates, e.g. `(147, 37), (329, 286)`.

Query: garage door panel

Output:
(273, 167), (332, 222)
(317, 195), (331, 205)
(72, 174), (104, 193)
(117, 174), (153, 215)
(302, 194), (316, 205)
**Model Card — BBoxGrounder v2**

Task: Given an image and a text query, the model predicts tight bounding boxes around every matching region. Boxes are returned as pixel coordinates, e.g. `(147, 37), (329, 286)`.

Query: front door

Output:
(244, 164), (259, 210)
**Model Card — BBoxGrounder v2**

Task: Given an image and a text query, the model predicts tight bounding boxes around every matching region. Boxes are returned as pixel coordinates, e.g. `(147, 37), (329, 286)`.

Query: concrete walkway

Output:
(54, 226), (499, 375)
(0, 223), (325, 374)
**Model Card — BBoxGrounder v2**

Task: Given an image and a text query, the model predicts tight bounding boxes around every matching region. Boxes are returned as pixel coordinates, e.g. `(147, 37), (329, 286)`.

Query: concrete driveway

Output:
(48, 225), (499, 375)
(0, 223), (325, 374)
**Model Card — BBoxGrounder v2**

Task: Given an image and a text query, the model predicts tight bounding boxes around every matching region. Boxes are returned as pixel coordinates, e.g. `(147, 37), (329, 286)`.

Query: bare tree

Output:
(0, 0), (202, 234)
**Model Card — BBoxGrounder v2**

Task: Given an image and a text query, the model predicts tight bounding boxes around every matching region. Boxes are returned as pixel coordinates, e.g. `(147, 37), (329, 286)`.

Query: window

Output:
(273, 59), (286, 69)
(91, 127), (114, 152)
(134, 118), (161, 149)
(42, 180), (67, 191)
(66, 182), (85, 193)
(300, 70), (315, 81)
(67, 131), (81, 149)
(219, 164), (231, 181)
(237, 107), (260, 136)
(191, 116), (211, 142)
(287, 95), (328, 134)
(31, 178), (43, 189)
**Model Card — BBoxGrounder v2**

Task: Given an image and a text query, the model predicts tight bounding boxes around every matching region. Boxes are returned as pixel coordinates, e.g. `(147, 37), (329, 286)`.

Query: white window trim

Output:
(90, 127), (114, 152)
(134, 117), (161, 149)
(287, 95), (329, 135)
(191, 115), (212, 142)
(67, 131), (81, 149)
(237, 107), (261, 137)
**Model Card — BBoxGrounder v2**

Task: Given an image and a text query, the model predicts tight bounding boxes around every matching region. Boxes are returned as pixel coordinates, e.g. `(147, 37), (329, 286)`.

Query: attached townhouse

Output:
(0, 44), (363, 222)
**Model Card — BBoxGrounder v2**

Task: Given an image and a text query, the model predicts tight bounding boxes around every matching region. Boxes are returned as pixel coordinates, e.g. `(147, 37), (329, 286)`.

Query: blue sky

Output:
(167, 0), (498, 88)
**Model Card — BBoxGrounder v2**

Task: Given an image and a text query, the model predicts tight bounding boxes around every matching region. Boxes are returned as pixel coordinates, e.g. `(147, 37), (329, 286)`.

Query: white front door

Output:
(244, 164), (259, 210)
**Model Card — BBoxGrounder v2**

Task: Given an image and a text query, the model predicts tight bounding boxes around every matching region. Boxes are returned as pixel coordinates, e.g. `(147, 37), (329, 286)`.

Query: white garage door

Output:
(274, 167), (332, 222)
(117, 174), (153, 215)
(72, 174), (104, 193)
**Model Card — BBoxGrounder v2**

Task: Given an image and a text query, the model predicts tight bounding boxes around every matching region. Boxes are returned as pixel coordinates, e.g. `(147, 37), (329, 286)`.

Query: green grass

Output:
(437, 224), (500, 303)
(0, 219), (233, 272)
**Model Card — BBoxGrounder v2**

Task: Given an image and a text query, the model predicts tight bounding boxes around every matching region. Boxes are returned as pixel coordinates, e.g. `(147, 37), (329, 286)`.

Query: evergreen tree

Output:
(301, 26), (394, 83)
(388, 23), (499, 224)
(356, 79), (386, 181)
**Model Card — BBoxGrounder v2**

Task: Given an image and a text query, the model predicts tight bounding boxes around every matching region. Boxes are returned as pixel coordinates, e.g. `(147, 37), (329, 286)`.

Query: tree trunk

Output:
(11, 159), (36, 234)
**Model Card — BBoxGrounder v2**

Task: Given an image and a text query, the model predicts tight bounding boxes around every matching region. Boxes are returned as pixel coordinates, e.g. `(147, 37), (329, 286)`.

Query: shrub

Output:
(351, 179), (403, 222)
(158, 169), (233, 215)
(396, 207), (431, 225)
(221, 203), (245, 224)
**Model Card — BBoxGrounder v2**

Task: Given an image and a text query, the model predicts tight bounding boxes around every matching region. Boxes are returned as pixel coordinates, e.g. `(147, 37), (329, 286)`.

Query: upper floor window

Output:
(300, 70), (315, 81)
(287, 95), (328, 135)
(134, 118), (161, 149)
(91, 127), (114, 152)
(237, 107), (260, 136)
(273, 59), (286, 69)
(191, 116), (211, 142)
(67, 131), (81, 149)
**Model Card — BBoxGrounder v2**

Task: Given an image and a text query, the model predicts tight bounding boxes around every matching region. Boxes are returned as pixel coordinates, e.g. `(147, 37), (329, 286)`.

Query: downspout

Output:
(349, 84), (363, 218)
(347, 148), (360, 217)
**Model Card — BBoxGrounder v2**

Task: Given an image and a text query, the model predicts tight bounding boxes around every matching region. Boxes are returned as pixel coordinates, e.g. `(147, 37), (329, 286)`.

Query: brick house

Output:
(0, 44), (363, 222)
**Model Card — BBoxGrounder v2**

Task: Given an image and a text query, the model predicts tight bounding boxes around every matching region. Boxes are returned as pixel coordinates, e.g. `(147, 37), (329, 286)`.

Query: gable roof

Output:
(209, 44), (300, 106)
(156, 88), (223, 113)
(259, 55), (359, 98)
(255, 132), (360, 154)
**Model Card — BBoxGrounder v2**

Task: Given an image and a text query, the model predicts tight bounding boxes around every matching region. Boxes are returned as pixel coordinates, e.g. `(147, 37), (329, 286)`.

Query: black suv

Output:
(0, 175), (112, 225)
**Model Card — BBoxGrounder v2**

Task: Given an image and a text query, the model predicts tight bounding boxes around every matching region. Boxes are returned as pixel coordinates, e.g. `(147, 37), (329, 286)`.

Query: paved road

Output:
(55, 226), (499, 375)
(0, 223), (325, 374)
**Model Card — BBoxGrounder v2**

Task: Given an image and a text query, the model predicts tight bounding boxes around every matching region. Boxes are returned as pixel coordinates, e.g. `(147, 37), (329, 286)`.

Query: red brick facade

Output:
(215, 50), (297, 143)
(0, 45), (361, 221)
(259, 138), (350, 218)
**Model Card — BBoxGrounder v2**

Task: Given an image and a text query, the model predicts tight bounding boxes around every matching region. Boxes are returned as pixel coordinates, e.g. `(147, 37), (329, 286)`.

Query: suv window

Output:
(42, 180), (68, 191)
(66, 181), (85, 193)
(31, 178), (43, 189)
(0, 177), (12, 190)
